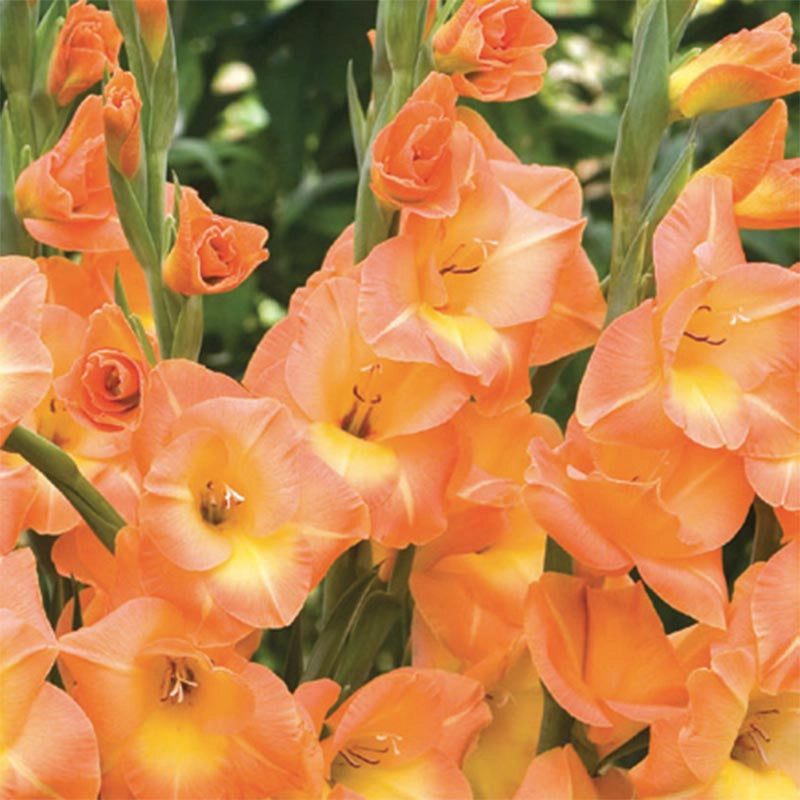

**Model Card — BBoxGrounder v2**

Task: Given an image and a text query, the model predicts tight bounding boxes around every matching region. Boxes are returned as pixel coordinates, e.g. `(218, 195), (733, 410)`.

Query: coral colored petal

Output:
(529, 249), (605, 366)
(524, 575), (611, 727)
(679, 63), (800, 118)
(0, 323), (53, 434)
(24, 217), (128, 252)
(698, 100), (787, 201)
(295, 679), (341, 736)
(1, 682), (100, 799)
(636, 550), (728, 629)
(752, 541), (800, 694)
(132, 358), (247, 475)
(0, 465), (35, 554)
(491, 161), (582, 219)
(653, 176), (745, 306)
(514, 744), (598, 800)
(576, 301), (679, 448)
(336, 753), (474, 800)
(205, 526), (312, 628)
(735, 157), (800, 229)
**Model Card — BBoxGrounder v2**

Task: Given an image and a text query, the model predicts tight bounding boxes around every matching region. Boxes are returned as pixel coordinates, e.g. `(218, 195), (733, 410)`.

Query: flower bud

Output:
(103, 70), (142, 179)
(47, 0), (122, 106)
(163, 187), (269, 295)
(669, 13), (800, 118)
(135, 0), (168, 63)
(433, 0), (556, 102)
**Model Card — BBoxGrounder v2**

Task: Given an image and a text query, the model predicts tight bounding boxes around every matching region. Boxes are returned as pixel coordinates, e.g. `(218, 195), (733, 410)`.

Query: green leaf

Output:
(114, 270), (157, 366)
(148, 22), (179, 153)
(331, 591), (400, 698)
(107, 164), (160, 270)
(346, 60), (367, 169)
(302, 569), (380, 684)
(170, 294), (203, 360)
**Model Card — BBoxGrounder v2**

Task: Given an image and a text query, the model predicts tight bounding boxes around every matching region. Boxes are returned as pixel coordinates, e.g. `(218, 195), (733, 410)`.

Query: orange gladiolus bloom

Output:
(697, 100), (800, 230)
(577, 177), (800, 456)
(525, 574), (689, 751)
(0, 257), (52, 449)
(321, 667), (490, 799)
(632, 541), (800, 796)
(58, 597), (324, 797)
(669, 13), (800, 118)
(139, 393), (367, 628)
(370, 72), (477, 217)
(1, 303), (140, 546)
(525, 417), (752, 626)
(15, 94), (127, 251)
(433, 0), (556, 102)
(162, 186), (269, 295)
(246, 276), (468, 547)
(103, 70), (143, 178)
(360, 158), (587, 413)
(55, 303), (152, 432)
(0, 548), (101, 798)
(47, 0), (122, 105)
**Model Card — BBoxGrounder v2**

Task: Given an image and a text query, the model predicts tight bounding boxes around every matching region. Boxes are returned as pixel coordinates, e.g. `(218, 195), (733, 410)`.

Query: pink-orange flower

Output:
(0, 257), (52, 449)
(632, 542), (800, 796)
(162, 186), (269, 295)
(47, 0), (123, 105)
(246, 276), (468, 547)
(370, 72), (477, 218)
(525, 573), (689, 752)
(669, 13), (800, 118)
(55, 303), (152, 432)
(0, 548), (101, 798)
(15, 95), (127, 251)
(433, 0), (556, 102)
(321, 667), (490, 799)
(58, 597), (324, 797)
(577, 177), (799, 457)
(698, 100), (800, 229)
(103, 70), (143, 179)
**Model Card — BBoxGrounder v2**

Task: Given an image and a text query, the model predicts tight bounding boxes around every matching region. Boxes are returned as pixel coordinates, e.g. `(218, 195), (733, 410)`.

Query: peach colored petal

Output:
(514, 744), (598, 800)
(1, 682), (100, 799)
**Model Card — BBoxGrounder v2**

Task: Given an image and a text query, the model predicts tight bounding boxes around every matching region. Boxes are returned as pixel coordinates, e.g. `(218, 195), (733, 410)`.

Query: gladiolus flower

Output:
(58, 598), (324, 797)
(697, 100), (800, 230)
(103, 70), (142, 178)
(162, 186), (269, 295)
(15, 94), (127, 251)
(577, 177), (800, 455)
(322, 667), (490, 799)
(55, 303), (152, 432)
(0, 256), (52, 448)
(669, 13), (800, 118)
(433, 0), (556, 102)
(135, 0), (168, 63)
(47, 0), (123, 106)
(632, 543), (800, 796)
(0, 548), (101, 798)
(370, 72), (477, 218)
(524, 574), (689, 750)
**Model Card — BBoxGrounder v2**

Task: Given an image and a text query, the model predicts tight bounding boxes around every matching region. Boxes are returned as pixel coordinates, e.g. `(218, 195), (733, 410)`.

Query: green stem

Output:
(752, 498), (783, 564)
(3, 427), (125, 552)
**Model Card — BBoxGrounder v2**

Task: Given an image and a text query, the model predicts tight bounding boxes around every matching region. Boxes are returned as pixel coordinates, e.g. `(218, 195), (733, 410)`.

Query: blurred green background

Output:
(165, 0), (798, 385)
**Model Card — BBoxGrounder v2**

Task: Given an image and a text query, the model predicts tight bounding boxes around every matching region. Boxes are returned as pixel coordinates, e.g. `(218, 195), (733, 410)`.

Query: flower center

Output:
(159, 658), (199, 705)
(200, 479), (245, 525)
(341, 362), (383, 439)
(732, 707), (781, 769)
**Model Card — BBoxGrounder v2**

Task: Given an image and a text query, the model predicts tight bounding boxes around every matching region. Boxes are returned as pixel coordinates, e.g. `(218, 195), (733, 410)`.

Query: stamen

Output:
(339, 750), (360, 769)
(682, 331), (727, 346)
(439, 264), (481, 275)
(341, 363), (383, 438)
(200, 480), (245, 525)
(160, 659), (198, 704)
